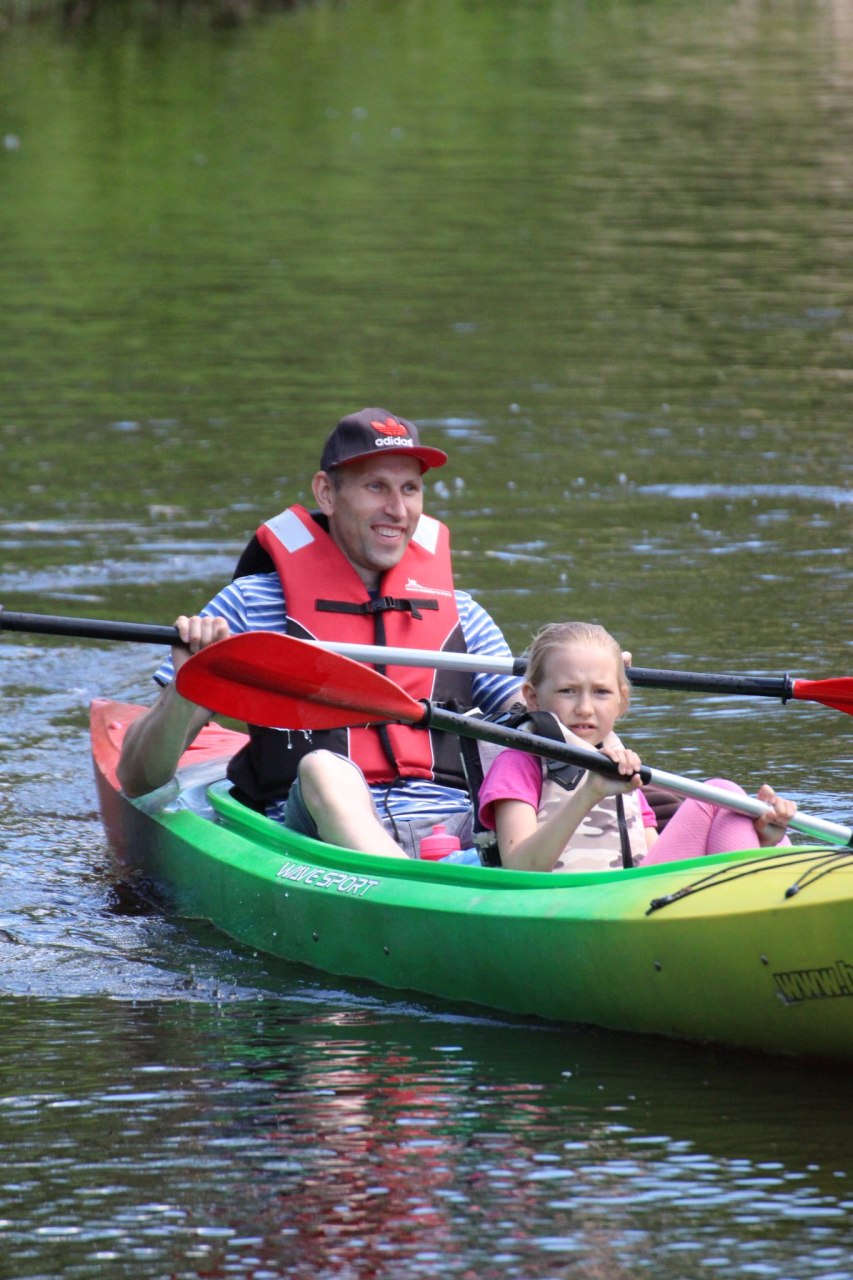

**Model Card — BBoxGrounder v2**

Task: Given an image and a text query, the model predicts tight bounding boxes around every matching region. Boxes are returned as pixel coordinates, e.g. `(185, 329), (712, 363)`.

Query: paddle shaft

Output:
(419, 703), (853, 848)
(0, 608), (797, 700)
(305, 641), (798, 701)
(0, 609), (179, 646)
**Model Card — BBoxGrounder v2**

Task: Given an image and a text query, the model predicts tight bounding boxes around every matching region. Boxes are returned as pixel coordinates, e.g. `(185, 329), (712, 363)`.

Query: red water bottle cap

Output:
(419, 823), (462, 861)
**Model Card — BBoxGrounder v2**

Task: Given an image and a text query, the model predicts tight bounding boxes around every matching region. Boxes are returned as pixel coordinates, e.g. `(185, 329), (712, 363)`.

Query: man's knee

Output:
(296, 749), (339, 790)
(297, 751), (367, 809)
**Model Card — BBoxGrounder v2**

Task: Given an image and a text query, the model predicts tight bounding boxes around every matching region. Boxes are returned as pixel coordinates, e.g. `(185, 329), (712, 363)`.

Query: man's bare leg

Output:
(297, 751), (408, 858)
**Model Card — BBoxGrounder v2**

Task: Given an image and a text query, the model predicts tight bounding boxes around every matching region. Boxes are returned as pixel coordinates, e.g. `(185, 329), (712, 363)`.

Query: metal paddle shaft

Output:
(306, 641), (851, 713)
(301, 641), (797, 697)
(176, 632), (853, 849)
(2, 608), (851, 713)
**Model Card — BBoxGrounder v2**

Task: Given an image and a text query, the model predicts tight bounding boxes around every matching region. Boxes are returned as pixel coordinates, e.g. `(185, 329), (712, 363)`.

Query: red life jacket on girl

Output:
(226, 505), (473, 809)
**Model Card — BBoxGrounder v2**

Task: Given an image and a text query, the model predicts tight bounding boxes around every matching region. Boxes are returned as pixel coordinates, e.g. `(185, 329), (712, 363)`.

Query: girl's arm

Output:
(496, 747), (644, 872)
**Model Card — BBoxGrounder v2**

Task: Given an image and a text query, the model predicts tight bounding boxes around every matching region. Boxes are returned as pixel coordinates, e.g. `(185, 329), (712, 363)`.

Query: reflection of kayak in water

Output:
(92, 699), (853, 1063)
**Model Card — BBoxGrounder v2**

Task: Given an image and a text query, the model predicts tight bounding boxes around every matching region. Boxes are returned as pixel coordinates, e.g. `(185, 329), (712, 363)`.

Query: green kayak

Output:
(92, 699), (853, 1062)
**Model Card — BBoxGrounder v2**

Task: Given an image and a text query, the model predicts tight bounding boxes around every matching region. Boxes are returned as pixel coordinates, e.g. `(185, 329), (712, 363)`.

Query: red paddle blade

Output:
(176, 631), (426, 729)
(790, 677), (853, 715)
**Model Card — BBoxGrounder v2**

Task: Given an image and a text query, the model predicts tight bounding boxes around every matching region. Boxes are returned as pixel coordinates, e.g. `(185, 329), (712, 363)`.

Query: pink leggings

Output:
(642, 778), (791, 866)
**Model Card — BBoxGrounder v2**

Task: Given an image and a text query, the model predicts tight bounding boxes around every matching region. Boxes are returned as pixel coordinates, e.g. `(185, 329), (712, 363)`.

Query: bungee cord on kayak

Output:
(646, 846), (853, 914)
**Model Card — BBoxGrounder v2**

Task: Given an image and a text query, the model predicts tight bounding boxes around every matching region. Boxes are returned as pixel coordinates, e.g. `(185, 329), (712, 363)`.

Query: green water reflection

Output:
(2, 0), (850, 514)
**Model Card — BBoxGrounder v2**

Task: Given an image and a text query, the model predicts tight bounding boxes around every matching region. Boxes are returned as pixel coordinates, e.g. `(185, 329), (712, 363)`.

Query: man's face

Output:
(312, 454), (424, 588)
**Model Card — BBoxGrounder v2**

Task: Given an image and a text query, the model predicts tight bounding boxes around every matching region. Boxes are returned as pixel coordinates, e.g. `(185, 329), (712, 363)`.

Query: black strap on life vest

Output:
(317, 596), (439, 622)
(369, 608), (407, 787)
(614, 794), (632, 869)
(313, 593), (440, 782)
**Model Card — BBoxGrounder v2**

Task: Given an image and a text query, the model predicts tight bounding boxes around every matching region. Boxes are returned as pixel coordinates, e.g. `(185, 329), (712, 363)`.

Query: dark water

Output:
(2, 992), (851, 1280)
(1, 1), (851, 1275)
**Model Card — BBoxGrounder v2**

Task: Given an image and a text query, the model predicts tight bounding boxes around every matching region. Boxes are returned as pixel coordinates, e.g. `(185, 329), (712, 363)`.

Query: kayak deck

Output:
(91, 700), (853, 1061)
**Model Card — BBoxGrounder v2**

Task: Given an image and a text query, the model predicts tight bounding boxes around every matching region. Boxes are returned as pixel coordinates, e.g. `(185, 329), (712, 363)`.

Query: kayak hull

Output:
(92, 700), (853, 1061)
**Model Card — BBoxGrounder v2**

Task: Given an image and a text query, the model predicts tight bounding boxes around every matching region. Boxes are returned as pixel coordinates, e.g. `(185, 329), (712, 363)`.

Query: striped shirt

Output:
(156, 572), (521, 826)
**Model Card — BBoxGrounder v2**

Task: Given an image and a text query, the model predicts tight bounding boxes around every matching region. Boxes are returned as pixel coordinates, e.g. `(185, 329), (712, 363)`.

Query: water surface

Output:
(0, 1), (851, 1276)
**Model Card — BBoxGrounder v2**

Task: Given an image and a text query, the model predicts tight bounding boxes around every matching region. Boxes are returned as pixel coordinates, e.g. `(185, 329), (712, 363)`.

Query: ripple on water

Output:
(639, 483), (852, 506)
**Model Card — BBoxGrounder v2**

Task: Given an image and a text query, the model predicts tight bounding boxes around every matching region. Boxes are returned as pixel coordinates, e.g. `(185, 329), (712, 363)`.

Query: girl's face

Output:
(522, 642), (627, 745)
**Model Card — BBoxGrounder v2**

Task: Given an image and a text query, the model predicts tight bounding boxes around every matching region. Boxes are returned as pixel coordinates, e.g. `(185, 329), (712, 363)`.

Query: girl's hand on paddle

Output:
(754, 783), (797, 847)
(172, 614), (231, 673)
(586, 745), (643, 800)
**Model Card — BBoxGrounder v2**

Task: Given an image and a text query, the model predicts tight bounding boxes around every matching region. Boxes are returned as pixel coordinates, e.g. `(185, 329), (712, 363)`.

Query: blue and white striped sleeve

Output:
(455, 591), (522, 715)
(153, 573), (287, 685)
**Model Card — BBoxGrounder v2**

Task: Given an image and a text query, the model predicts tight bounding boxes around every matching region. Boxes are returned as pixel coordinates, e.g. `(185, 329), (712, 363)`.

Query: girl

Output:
(477, 621), (797, 873)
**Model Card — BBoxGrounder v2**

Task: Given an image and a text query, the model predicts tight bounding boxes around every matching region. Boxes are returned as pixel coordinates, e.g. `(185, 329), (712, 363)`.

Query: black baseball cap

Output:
(320, 408), (448, 473)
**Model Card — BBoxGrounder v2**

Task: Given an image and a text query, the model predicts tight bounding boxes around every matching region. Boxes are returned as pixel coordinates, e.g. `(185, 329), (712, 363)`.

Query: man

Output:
(118, 407), (520, 857)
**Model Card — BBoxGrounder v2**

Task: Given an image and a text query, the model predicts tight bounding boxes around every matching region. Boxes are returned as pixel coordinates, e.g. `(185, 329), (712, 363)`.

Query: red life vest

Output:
(226, 506), (473, 809)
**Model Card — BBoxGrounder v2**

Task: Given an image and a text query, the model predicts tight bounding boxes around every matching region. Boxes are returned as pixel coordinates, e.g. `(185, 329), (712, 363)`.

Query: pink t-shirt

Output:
(478, 748), (657, 831)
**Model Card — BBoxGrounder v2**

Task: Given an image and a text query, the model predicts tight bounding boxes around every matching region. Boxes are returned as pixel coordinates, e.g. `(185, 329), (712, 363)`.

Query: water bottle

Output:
(419, 823), (462, 861)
